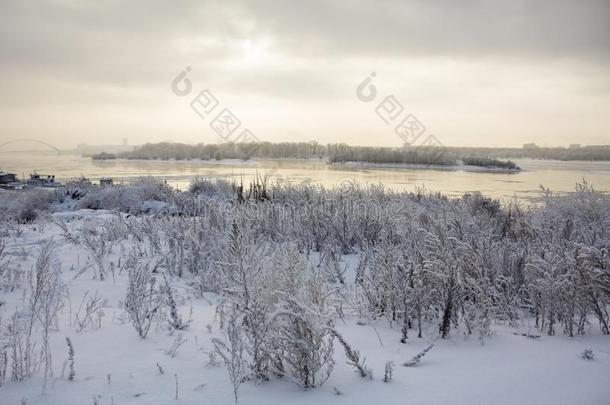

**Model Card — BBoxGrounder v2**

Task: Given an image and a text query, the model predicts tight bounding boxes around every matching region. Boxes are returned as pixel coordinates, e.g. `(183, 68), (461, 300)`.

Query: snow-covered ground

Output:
(1, 209), (609, 405)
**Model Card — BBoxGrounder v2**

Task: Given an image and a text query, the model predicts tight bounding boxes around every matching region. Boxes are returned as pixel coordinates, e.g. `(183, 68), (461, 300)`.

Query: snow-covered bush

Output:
(165, 333), (187, 357)
(0, 239), (14, 291)
(3, 241), (65, 390)
(73, 291), (104, 333)
(69, 177), (607, 341)
(124, 260), (160, 338)
(77, 227), (114, 281)
(3, 176), (610, 399)
(214, 229), (346, 388)
(32, 242), (66, 393)
(65, 337), (75, 381)
(332, 329), (371, 379)
(213, 309), (246, 403)
(273, 291), (336, 388)
(403, 344), (434, 367)
(76, 177), (174, 213)
(0, 189), (55, 223)
(216, 222), (276, 382)
(161, 273), (189, 330)
(7, 178), (610, 347)
(383, 361), (393, 383)
(581, 348), (594, 360)
(6, 310), (37, 382)
(0, 350), (6, 387)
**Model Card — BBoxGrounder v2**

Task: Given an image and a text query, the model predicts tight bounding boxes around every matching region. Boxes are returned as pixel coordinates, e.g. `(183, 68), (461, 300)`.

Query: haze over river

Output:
(2, 152), (610, 202)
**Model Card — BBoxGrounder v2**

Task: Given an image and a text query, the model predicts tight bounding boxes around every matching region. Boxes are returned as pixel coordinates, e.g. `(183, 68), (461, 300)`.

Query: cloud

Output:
(0, 0), (608, 147)
(4, 0), (608, 73)
(236, 0), (610, 61)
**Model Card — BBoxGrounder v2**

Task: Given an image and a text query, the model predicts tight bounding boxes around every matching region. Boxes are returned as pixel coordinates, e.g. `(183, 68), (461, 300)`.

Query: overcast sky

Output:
(1, 0), (609, 149)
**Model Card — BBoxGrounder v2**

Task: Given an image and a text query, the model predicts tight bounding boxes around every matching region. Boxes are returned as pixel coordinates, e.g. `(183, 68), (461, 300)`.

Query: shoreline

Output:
(93, 157), (520, 173)
(331, 160), (523, 173)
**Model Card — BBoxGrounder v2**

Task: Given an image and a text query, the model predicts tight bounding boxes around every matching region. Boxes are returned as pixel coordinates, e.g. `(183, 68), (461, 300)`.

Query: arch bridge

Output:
(0, 139), (62, 154)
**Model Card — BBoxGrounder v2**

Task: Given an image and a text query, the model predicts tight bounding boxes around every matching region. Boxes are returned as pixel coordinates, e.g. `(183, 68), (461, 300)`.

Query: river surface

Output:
(2, 152), (610, 202)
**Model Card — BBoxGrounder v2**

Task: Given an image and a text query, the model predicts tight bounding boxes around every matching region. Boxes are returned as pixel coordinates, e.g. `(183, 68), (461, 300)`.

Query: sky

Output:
(0, 0), (609, 149)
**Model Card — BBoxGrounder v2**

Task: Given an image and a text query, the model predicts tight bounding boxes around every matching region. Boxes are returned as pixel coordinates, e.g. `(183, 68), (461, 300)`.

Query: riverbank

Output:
(3, 152), (610, 201)
(332, 160), (522, 173)
(103, 156), (521, 173)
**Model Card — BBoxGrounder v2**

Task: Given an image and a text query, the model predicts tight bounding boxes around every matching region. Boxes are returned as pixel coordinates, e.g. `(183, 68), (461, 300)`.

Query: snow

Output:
(1, 209), (609, 405)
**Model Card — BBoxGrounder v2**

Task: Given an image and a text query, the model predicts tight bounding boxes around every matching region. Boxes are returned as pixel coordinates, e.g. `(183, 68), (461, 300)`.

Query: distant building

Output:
(569, 144), (581, 149)
(584, 144), (610, 149)
(74, 142), (134, 155)
(0, 172), (17, 184)
(28, 173), (60, 187)
(66, 177), (92, 187)
(523, 143), (538, 149)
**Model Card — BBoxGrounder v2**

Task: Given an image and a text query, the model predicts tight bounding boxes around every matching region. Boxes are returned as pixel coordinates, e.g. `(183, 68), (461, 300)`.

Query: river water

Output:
(2, 152), (609, 202)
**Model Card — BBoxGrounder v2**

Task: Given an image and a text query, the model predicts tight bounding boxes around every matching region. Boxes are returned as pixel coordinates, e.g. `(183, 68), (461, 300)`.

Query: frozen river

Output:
(2, 151), (610, 201)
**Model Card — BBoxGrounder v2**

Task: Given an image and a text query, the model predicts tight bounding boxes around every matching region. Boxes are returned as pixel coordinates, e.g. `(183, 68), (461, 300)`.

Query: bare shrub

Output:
(581, 348), (594, 360)
(383, 361), (394, 383)
(7, 310), (37, 382)
(32, 241), (66, 393)
(403, 344), (434, 367)
(161, 273), (189, 331)
(78, 228), (114, 281)
(213, 309), (245, 403)
(73, 291), (104, 332)
(124, 261), (160, 338)
(165, 333), (187, 358)
(331, 329), (371, 379)
(66, 337), (75, 381)
(0, 350), (7, 387)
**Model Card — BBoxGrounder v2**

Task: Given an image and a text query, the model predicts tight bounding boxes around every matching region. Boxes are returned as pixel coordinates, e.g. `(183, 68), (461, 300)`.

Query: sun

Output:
(242, 39), (268, 65)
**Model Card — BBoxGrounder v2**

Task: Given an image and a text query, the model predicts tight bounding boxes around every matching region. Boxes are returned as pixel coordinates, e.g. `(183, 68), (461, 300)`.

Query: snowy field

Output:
(1, 179), (609, 405)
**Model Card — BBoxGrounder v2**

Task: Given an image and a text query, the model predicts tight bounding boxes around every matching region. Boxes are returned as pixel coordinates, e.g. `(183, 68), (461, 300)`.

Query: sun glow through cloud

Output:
(0, 1), (608, 148)
(242, 39), (269, 66)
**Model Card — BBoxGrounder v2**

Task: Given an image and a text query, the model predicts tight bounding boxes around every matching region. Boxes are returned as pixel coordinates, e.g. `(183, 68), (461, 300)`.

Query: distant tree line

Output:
(105, 142), (610, 164)
(116, 142), (326, 161)
(452, 146), (610, 161)
(114, 142), (455, 165)
(327, 144), (456, 165)
(91, 152), (117, 160)
(461, 157), (519, 170)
